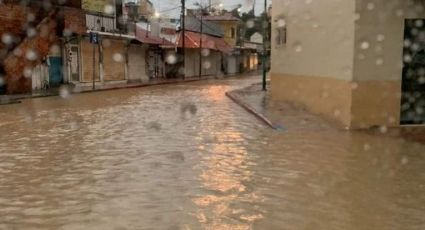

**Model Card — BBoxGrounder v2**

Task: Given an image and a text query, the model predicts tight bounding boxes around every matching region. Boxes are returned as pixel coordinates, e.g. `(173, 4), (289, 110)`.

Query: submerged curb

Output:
(0, 78), (207, 105)
(226, 91), (276, 129)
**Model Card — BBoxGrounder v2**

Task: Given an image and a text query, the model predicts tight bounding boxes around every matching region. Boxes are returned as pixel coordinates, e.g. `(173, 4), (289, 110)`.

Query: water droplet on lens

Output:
(363, 144), (371, 151)
(293, 42), (302, 52)
(59, 85), (70, 99)
(246, 19), (255, 28)
(376, 58), (384, 65)
(25, 49), (38, 61)
(23, 67), (33, 78)
(276, 19), (286, 28)
(1, 33), (13, 45)
(360, 41), (370, 50)
(404, 54), (412, 63)
(379, 126), (388, 133)
(165, 52), (177, 64)
(401, 156), (409, 165)
(201, 48), (210, 57)
(113, 53), (124, 62)
(104, 4), (114, 14)
(415, 19), (424, 27)
(366, 3), (375, 10)
(203, 61), (211, 69)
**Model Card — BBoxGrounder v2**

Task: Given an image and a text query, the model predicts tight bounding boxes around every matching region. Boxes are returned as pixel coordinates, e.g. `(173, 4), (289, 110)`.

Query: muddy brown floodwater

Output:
(0, 76), (424, 230)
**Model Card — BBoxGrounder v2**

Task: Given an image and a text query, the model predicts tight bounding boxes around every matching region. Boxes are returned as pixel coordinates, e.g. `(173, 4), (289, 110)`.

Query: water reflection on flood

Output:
(0, 77), (424, 230)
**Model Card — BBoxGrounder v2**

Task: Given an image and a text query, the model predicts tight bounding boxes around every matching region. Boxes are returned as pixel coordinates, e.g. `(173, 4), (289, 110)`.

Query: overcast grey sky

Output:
(150, 0), (271, 18)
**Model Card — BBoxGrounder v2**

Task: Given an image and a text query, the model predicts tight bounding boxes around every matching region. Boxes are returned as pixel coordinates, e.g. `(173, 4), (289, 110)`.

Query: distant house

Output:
(203, 13), (240, 47)
(250, 32), (263, 44)
(172, 17), (232, 77)
(140, 0), (154, 20)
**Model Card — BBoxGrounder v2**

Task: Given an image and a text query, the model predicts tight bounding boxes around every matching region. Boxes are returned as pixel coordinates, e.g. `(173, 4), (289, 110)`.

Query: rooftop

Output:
(183, 16), (224, 38)
(202, 13), (240, 22)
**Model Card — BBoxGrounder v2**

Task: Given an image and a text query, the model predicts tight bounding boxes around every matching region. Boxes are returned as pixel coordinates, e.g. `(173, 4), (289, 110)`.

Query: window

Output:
(274, 17), (287, 46)
(231, 27), (236, 38)
(276, 26), (287, 46)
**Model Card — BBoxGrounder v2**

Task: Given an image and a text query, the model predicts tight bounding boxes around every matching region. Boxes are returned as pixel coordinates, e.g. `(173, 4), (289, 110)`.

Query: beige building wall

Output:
(271, 0), (356, 128)
(271, 0), (425, 129)
(351, 0), (425, 128)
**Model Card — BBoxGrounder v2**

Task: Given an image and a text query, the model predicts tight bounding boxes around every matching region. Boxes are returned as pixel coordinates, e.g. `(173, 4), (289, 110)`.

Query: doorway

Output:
(400, 19), (425, 125)
(48, 56), (63, 87)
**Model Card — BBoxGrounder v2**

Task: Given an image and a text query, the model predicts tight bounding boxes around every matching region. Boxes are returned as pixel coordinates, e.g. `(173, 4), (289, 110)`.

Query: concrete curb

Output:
(225, 91), (276, 129)
(77, 78), (203, 94)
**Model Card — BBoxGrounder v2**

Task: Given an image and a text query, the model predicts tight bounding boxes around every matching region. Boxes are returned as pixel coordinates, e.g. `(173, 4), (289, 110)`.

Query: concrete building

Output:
(203, 13), (240, 47)
(140, 0), (154, 19)
(271, 0), (425, 129)
(175, 17), (232, 78)
(202, 14), (260, 75)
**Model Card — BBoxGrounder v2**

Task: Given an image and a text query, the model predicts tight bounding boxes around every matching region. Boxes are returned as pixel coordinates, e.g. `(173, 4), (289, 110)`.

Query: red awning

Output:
(136, 25), (173, 45)
(176, 31), (232, 54)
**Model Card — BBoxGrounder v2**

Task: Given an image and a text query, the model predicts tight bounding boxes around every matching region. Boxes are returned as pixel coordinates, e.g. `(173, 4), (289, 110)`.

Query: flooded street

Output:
(0, 76), (424, 230)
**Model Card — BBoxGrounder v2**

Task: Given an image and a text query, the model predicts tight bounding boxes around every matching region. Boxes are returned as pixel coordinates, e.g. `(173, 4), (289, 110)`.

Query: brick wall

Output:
(0, 4), (33, 50)
(62, 7), (86, 35)
(3, 12), (58, 94)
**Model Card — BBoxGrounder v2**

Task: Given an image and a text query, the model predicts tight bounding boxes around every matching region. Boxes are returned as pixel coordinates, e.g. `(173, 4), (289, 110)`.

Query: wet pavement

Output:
(0, 76), (424, 230)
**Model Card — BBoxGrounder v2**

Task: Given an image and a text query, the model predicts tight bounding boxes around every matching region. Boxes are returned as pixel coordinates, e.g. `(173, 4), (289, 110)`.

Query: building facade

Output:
(203, 14), (240, 47)
(271, 0), (425, 128)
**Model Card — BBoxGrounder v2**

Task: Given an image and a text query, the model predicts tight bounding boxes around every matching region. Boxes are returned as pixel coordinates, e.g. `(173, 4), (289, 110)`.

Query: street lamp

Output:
(154, 11), (160, 18)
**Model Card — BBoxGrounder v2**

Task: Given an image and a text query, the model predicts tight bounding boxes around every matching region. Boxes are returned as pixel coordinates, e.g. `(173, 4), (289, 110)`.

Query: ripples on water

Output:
(0, 78), (424, 229)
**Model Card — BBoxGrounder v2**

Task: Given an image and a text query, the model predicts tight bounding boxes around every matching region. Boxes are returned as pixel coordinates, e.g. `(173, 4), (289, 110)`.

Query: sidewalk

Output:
(226, 83), (425, 143)
(226, 82), (338, 131)
(0, 76), (214, 105)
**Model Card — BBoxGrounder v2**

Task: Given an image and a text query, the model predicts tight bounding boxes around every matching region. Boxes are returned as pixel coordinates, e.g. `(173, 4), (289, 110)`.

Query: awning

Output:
(175, 31), (232, 54)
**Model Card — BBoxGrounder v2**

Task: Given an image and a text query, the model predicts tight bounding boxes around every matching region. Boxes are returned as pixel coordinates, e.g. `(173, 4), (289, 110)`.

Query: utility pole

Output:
(262, 0), (268, 91)
(181, 0), (186, 79)
(92, 43), (96, 90)
(199, 12), (203, 78)
(89, 31), (99, 90)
